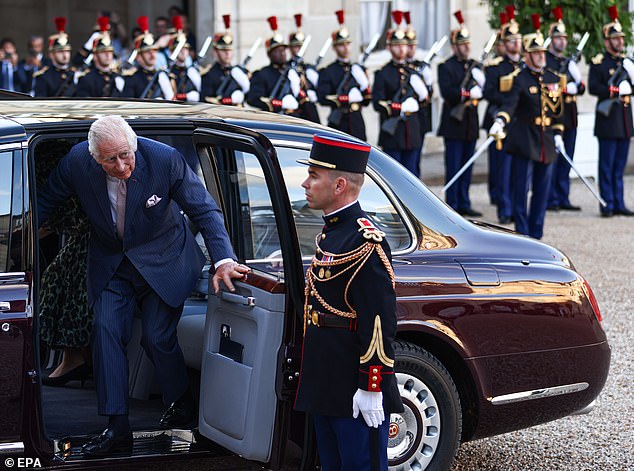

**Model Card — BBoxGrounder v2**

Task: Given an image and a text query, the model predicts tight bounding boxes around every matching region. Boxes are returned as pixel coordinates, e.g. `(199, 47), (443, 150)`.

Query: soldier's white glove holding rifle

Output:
(488, 118), (505, 137)
(352, 389), (384, 428)
(554, 134), (566, 155)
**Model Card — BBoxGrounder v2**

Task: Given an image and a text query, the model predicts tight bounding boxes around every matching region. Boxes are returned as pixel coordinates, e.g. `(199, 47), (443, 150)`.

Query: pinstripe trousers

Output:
(91, 257), (189, 416)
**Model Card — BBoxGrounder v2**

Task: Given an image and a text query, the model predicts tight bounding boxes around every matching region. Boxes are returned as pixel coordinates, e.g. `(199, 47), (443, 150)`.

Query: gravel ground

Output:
(426, 175), (634, 471)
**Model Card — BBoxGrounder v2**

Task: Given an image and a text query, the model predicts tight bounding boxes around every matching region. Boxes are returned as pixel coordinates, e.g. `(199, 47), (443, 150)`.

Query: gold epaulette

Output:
(485, 56), (504, 68)
(76, 69), (90, 79)
(121, 67), (137, 77)
(357, 217), (385, 242)
(199, 63), (212, 76)
(33, 66), (49, 78)
(499, 67), (522, 93)
(592, 54), (604, 65)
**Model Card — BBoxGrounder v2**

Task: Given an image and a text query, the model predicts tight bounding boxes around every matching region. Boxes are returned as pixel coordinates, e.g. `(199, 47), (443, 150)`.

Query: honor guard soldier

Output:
(122, 16), (173, 99)
(488, 14), (566, 239)
(546, 7), (586, 212)
(437, 11), (485, 216)
(75, 16), (125, 97)
(483, 7), (522, 224)
(588, 5), (634, 217)
(200, 14), (250, 106)
(373, 11), (425, 177)
(288, 13), (320, 123)
(404, 11), (433, 173)
(34, 17), (77, 97)
(294, 134), (403, 471)
(316, 10), (371, 140)
(168, 15), (201, 102)
(247, 16), (299, 115)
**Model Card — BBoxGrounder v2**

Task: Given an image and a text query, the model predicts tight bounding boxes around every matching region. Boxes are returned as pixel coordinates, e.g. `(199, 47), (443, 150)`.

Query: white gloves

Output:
(306, 67), (319, 88)
(409, 73), (429, 101)
(307, 89), (318, 103)
(488, 118), (505, 137)
(281, 94), (299, 110)
(351, 63), (369, 90)
(554, 134), (566, 155)
(567, 60), (582, 84)
(352, 389), (384, 428)
(401, 96), (420, 114)
(287, 68), (301, 97)
(230, 89), (245, 104)
(231, 66), (250, 92)
(566, 82), (578, 95)
(83, 31), (101, 51)
(471, 67), (486, 88)
(348, 87), (363, 103)
(421, 65), (433, 86)
(469, 85), (483, 100)
(623, 58), (634, 83)
(618, 80), (632, 96)
(114, 76), (125, 93)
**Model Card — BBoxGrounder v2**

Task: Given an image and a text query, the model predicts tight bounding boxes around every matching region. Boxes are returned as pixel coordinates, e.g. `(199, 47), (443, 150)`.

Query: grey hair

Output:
(88, 115), (137, 159)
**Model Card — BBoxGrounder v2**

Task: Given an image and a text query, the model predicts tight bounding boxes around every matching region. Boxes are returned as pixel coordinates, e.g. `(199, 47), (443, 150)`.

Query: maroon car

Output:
(0, 99), (609, 470)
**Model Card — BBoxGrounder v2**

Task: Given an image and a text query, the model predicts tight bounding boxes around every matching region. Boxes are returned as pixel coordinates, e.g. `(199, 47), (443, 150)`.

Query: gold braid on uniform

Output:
(303, 235), (396, 332)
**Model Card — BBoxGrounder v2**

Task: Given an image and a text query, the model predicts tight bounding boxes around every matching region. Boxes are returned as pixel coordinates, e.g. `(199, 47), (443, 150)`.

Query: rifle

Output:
(213, 37), (261, 100)
(140, 36), (186, 99)
(450, 33), (496, 121)
(419, 35), (448, 69)
(314, 37), (332, 69)
(327, 32), (380, 126)
(597, 57), (629, 117)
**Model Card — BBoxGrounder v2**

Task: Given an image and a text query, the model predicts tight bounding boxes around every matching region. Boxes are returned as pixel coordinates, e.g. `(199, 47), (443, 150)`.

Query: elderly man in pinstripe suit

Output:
(38, 115), (249, 457)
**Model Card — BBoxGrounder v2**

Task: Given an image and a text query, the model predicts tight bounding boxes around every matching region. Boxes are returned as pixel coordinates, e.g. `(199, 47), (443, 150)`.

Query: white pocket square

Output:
(146, 195), (162, 208)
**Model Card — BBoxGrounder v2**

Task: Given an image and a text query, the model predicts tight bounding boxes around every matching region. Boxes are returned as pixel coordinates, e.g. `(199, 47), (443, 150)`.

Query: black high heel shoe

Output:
(42, 363), (91, 387)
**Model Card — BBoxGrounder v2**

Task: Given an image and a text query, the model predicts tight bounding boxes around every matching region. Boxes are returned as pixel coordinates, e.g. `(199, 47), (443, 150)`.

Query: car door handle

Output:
(220, 291), (256, 307)
(0, 302), (11, 311)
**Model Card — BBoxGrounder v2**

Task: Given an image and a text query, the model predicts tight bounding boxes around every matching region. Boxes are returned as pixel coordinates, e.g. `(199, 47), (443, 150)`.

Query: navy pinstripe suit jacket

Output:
(38, 137), (236, 308)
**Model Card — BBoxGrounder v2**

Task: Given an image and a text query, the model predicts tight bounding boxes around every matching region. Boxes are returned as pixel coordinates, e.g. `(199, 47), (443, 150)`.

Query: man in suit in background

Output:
(38, 115), (249, 457)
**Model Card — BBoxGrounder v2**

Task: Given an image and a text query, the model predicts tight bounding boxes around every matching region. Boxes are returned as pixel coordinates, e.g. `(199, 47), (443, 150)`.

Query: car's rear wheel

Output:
(388, 341), (462, 471)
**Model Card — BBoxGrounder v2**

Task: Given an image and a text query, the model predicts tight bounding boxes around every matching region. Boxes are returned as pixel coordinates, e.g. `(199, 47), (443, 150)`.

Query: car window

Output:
(275, 146), (412, 258)
(0, 151), (12, 271)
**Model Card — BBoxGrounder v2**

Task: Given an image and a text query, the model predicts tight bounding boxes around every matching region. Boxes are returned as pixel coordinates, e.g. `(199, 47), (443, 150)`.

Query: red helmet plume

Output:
(222, 14), (231, 30)
(335, 10), (345, 26)
(552, 6), (563, 22)
(97, 16), (109, 32)
(137, 16), (149, 33)
(294, 13), (302, 28)
(392, 10), (403, 26)
(267, 15), (278, 31)
(404, 11), (411, 25)
(531, 13), (541, 31)
(54, 16), (67, 33)
(505, 5), (516, 21)
(499, 12), (508, 26)
(172, 15), (184, 31)
(454, 10), (465, 25)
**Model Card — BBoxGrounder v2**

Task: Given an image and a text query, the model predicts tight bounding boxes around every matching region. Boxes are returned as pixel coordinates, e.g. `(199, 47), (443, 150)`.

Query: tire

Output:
(388, 341), (462, 471)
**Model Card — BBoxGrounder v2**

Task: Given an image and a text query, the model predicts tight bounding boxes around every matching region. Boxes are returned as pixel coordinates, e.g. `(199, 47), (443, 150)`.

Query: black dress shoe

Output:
(42, 363), (91, 388)
(600, 211), (613, 218)
(498, 216), (512, 224)
(160, 397), (196, 429)
(614, 208), (634, 216)
(559, 203), (581, 211)
(458, 208), (483, 217)
(81, 428), (133, 457)
(546, 205), (559, 211)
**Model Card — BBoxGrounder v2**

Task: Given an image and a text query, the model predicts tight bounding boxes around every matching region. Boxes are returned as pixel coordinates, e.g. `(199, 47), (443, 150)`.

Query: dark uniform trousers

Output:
(546, 51), (586, 208)
(437, 56), (481, 211)
(483, 56), (522, 219)
(317, 59), (370, 141)
(498, 66), (565, 239)
(294, 203), (403, 471)
(588, 51), (634, 214)
(372, 61), (423, 177)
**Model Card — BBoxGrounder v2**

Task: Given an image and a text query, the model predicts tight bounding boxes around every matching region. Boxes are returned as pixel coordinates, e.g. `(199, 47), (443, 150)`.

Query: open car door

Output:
(191, 122), (305, 468)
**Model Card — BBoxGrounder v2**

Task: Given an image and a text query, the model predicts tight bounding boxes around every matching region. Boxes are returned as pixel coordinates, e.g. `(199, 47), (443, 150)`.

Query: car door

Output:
(0, 120), (31, 455)
(191, 122), (304, 468)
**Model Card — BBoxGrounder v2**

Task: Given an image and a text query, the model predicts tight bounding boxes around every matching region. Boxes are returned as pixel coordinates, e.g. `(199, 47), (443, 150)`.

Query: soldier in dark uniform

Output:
(489, 14), (566, 239)
(317, 10), (371, 140)
(75, 16), (124, 98)
(168, 15), (200, 102)
(295, 134), (403, 471)
(200, 14), (250, 106)
(437, 11), (485, 216)
(588, 5), (634, 217)
(546, 7), (585, 212)
(404, 11), (433, 176)
(247, 16), (300, 116)
(33, 17), (77, 97)
(373, 11), (426, 177)
(483, 8), (522, 224)
(122, 16), (173, 99)
(288, 13), (320, 123)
